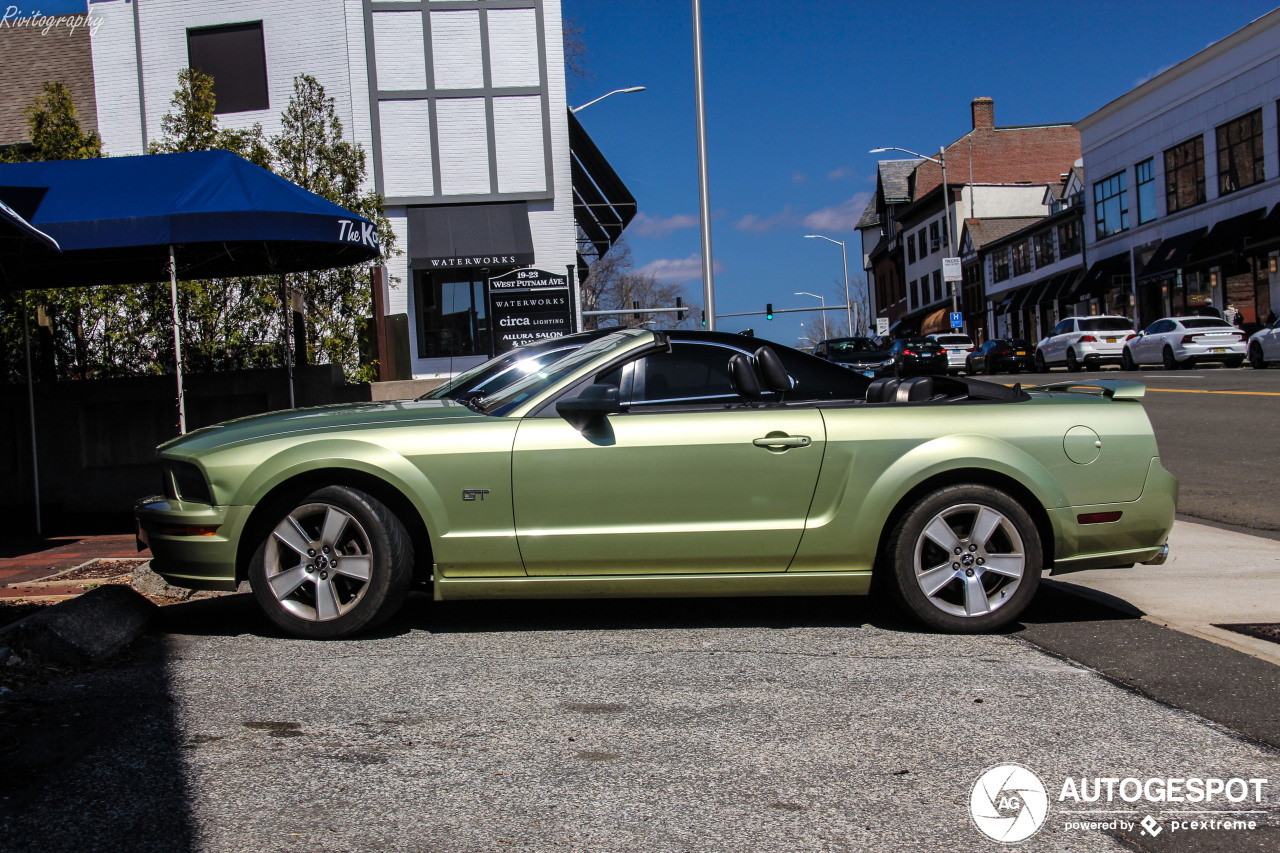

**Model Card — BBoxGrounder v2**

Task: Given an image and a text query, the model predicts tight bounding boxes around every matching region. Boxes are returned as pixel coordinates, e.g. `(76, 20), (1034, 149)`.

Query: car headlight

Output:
(165, 461), (212, 504)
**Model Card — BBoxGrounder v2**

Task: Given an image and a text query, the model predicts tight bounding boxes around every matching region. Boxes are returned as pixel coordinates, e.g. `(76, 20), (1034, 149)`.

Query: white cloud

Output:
(791, 171), (808, 184)
(827, 167), (855, 181)
(802, 192), (873, 233)
(635, 254), (724, 283)
(631, 211), (700, 238)
(735, 205), (799, 232)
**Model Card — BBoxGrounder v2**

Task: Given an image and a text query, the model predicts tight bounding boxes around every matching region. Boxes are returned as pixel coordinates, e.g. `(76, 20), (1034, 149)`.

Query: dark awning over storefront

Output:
(1194, 207), (1268, 265)
(569, 110), (636, 268)
(1005, 282), (1039, 313)
(1079, 252), (1132, 300)
(1053, 268), (1087, 302)
(1245, 205), (1280, 252)
(407, 203), (535, 271)
(1136, 227), (1207, 284)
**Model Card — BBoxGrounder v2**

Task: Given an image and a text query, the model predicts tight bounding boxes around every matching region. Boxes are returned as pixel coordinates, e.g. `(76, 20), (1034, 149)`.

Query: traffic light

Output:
(632, 300), (641, 321)
(699, 310), (706, 327)
(766, 303), (774, 320)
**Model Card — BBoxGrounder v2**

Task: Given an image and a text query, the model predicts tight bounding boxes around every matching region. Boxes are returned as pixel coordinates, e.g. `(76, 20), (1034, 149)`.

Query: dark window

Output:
(187, 22), (269, 114)
(1136, 158), (1156, 224)
(415, 271), (491, 358)
(1164, 136), (1205, 213)
(941, 216), (949, 247)
(929, 222), (940, 252)
(1216, 109), (1265, 195)
(1078, 317), (1135, 332)
(635, 343), (736, 404)
(932, 269), (942, 302)
(910, 279), (919, 306)
(907, 237), (916, 264)
(1093, 172), (1129, 239)
(918, 230), (928, 258)
(992, 247), (1010, 283)
(1058, 218), (1081, 256)
(1033, 230), (1055, 268)
(1012, 239), (1031, 276)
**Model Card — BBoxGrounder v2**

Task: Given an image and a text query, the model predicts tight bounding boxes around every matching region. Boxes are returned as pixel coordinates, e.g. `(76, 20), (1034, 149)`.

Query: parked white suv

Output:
(1122, 316), (1246, 370)
(927, 333), (974, 373)
(1035, 315), (1136, 372)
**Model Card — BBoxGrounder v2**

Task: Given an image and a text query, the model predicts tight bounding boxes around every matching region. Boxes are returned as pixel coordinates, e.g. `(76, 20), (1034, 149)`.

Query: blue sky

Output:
(564, 0), (1278, 345)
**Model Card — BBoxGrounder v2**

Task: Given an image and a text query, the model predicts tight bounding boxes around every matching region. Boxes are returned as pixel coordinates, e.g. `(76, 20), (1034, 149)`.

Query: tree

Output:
(149, 68), (271, 168)
(581, 239), (699, 330)
(8, 81), (103, 162)
(271, 74), (395, 381)
(563, 18), (591, 88)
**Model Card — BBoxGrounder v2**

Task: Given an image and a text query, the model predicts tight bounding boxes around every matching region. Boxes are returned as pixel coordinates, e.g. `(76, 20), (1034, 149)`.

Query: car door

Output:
(1133, 320), (1166, 363)
(1041, 320), (1070, 363)
(510, 344), (827, 575)
(1262, 319), (1280, 360)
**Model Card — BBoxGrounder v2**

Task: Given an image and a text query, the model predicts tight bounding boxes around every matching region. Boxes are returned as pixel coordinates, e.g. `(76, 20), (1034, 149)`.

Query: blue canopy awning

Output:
(0, 150), (380, 289)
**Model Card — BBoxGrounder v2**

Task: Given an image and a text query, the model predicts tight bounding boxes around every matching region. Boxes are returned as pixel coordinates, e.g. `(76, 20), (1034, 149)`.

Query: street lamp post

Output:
(804, 234), (852, 334)
(692, 0), (716, 330)
(795, 291), (828, 340)
(570, 86), (647, 114)
(870, 146), (959, 317)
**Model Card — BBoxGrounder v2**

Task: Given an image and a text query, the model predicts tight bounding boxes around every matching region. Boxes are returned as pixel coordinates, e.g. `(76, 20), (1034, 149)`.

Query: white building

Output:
(1078, 7), (1280, 329)
(84, 0), (631, 377)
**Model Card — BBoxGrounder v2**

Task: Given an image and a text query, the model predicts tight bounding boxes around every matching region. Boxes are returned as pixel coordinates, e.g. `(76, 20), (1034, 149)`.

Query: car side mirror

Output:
(556, 383), (621, 431)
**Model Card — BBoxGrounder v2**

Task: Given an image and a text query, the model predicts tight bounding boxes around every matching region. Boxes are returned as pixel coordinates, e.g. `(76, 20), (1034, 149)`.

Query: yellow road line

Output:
(1143, 387), (1280, 397)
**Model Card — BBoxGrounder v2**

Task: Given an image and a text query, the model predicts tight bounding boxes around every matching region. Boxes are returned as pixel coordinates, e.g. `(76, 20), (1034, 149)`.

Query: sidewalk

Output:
(0, 534), (148, 600)
(1048, 519), (1280, 665)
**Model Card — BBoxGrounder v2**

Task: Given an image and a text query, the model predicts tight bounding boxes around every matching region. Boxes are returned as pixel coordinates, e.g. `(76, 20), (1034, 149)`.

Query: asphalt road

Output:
(4, 591), (1280, 853)
(1014, 365), (1280, 540)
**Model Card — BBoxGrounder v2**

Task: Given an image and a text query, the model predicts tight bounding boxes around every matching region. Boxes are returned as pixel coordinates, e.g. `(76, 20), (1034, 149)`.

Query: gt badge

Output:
(462, 489), (490, 502)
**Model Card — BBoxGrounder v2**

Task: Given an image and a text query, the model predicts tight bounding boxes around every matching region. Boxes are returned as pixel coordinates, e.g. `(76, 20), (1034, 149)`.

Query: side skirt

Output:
(433, 567), (873, 601)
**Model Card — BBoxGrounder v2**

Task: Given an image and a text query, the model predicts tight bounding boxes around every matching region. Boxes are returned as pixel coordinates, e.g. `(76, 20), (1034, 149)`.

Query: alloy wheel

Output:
(1251, 345), (1267, 369)
(1162, 347), (1177, 370)
(263, 501), (374, 622)
(911, 502), (1025, 619)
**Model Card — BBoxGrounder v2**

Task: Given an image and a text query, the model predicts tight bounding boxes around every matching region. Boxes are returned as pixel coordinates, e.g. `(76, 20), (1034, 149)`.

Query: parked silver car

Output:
(1122, 316), (1246, 370)
(1247, 315), (1280, 369)
(1035, 315), (1136, 372)
(927, 333), (974, 373)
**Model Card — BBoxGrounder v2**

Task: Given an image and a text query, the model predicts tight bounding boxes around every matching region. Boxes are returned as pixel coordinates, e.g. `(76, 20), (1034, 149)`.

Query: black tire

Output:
(1034, 352), (1047, 373)
(1162, 346), (1178, 371)
(882, 484), (1042, 633)
(249, 485), (413, 640)
(1121, 348), (1137, 371)
(1250, 344), (1268, 370)
(1066, 348), (1082, 372)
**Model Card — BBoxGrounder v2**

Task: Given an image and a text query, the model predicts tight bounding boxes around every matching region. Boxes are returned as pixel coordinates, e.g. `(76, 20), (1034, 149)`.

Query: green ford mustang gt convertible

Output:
(136, 329), (1177, 639)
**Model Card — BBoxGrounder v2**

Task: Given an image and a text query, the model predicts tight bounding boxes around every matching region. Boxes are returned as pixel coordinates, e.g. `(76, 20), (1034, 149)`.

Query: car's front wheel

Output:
(884, 484), (1041, 633)
(1121, 349), (1137, 371)
(248, 485), (413, 639)
(1034, 352), (1047, 373)
(1250, 344), (1269, 369)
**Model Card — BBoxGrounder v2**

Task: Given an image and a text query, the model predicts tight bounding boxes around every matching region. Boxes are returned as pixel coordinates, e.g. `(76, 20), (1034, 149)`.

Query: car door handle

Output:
(753, 435), (811, 449)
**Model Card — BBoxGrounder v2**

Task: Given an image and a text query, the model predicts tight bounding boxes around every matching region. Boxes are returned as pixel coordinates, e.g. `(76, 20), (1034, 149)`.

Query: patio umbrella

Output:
(1, 197), (62, 535)
(0, 150), (382, 533)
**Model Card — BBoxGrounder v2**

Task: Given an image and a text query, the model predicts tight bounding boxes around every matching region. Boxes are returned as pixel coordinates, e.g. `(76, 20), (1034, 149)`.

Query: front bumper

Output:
(135, 497), (252, 591)
(1048, 456), (1178, 574)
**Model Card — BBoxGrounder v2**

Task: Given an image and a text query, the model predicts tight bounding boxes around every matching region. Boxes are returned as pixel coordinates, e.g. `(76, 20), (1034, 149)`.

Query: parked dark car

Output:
(889, 337), (948, 377)
(966, 338), (1036, 375)
(811, 336), (894, 377)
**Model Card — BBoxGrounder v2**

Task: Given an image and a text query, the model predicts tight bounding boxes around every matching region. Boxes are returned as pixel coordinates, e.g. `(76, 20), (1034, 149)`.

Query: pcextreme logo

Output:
(970, 764), (1050, 843)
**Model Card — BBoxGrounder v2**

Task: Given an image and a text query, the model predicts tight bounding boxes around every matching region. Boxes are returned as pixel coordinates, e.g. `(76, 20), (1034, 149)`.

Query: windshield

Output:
(1180, 318), (1233, 329)
(421, 351), (521, 399)
(827, 338), (880, 359)
(902, 339), (942, 350)
(479, 329), (647, 416)
(1078, 318), (1134, 332)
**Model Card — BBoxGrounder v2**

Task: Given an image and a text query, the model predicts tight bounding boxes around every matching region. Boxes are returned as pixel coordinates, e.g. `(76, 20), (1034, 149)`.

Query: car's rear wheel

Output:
(884, 484), (1041, 633)
(1034, 352), (1046, 373)
(1066, 349), (1082, 372)
(249, 485), (413, 640)
(1121, 349), (1137, 371)
(1250, 344), (1269, 369)
(1162, 346), (1178, 371)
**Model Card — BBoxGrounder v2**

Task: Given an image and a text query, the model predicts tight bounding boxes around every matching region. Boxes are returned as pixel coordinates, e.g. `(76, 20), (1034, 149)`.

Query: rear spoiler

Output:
(1026, 379), (1146, 400)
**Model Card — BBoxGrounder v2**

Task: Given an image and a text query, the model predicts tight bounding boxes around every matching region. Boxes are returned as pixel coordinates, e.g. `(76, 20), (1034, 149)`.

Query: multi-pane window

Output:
(415, 272), (491, 358)
(932, 269), (942, 302)
(1164, 136), (1205, 213)
(918, 230), (928, 259)
(1058, 219), (1081, 256)
(1136, 158), (1156, 224)
(907, 236), (916, 264)
(941, 216), (949, 247)
(1093, 172), (1129, 240)
(992, 247), (1010, 283)
(1033, 231), (1055, 268)
(1012, 239), (1031, 276)
(1216, 109), (1265, 195)
(929, 222), (940, 253)
(187, 22), (269, 114)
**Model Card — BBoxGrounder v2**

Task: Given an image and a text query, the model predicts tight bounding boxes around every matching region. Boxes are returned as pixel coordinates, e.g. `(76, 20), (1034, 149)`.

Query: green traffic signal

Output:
(766, 303), (774, 320)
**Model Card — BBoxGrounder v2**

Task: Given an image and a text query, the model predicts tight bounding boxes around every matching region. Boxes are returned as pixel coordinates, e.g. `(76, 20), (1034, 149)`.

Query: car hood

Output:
(159, 398), (482, 454)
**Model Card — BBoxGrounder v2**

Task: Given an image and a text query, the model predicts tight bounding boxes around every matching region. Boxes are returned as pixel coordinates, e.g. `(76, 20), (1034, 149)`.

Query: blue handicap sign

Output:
(949, 311), (963, 329)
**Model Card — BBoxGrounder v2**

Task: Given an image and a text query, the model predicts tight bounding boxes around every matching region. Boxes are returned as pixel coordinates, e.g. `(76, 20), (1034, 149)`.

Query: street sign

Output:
(950, 311), (963, 329)
(876, 317), (890, 337)
(942, 256), (962, 282)
(488, 268), (574, 352)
